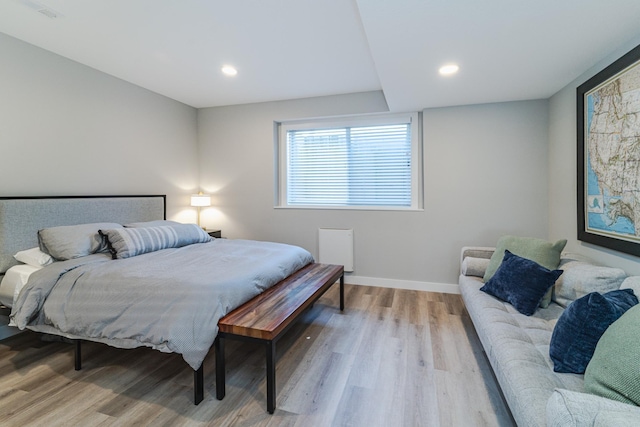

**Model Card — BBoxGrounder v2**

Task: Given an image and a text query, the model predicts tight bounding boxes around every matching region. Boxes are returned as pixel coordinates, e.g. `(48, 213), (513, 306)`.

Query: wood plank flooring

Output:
(0, 285), (515, 427)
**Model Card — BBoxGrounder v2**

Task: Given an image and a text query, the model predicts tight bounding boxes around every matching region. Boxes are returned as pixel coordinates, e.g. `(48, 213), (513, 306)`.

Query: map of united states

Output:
(587, 63), (640, 238)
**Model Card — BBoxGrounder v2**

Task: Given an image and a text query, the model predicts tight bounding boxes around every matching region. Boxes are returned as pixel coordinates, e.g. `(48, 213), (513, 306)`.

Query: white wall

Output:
(0, 29), (565, 289)
(549, 33), (640, 275)
(198, 95), (550, 290)
(0, 32), (199, 221)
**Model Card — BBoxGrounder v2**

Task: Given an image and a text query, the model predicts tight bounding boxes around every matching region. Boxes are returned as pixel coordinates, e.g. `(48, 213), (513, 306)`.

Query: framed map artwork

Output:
(578, 43), (640, 256)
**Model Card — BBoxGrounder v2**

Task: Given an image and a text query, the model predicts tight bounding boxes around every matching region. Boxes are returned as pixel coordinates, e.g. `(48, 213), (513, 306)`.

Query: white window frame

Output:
(275, 112), (423, 211)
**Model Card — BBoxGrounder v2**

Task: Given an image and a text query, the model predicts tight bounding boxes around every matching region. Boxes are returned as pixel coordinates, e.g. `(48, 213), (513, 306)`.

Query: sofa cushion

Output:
(459, 274), (583, 427)
(546, 389), (640, 427)
(549, 289), (638, 374)
(481, 250), (563, 316)
(553, 261), (627, 308)
(483, 235), (567, 307)
(584, 304), (640, 406)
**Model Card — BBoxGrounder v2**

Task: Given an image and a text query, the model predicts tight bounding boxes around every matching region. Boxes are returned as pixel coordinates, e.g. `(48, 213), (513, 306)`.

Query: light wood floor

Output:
(0, 284), (515, 426)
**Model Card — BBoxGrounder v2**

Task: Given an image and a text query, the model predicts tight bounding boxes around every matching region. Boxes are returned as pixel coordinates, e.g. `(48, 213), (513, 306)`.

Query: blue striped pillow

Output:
(99, 224), (212, 259)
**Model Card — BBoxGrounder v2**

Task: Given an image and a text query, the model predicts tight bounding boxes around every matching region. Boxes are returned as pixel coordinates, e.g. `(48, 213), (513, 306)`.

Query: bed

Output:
(0, 195), (314, 403)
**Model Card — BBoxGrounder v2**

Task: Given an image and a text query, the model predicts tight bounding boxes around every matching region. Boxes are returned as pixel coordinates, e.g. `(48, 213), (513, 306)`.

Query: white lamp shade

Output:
(190, 194), (211, 207)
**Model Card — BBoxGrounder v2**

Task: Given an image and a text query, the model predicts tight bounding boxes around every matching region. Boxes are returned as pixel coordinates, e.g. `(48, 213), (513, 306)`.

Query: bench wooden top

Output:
(218, 263), (343, 341)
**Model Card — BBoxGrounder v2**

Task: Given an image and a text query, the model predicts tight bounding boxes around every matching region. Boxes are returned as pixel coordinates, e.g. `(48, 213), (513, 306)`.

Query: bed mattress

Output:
(11, 238), (313, 370)
(0, 264), (40, 308)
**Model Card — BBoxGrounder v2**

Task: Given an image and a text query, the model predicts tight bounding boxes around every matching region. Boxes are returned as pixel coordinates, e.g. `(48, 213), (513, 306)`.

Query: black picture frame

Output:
(577, 43), (640, 256)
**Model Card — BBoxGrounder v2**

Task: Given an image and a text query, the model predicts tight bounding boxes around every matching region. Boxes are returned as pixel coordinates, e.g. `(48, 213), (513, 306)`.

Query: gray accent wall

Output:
(198, 96), (550, 289)
(0, 32), (198, 221)
(549, 33), (640, 276)
(6, 24), (640, 289)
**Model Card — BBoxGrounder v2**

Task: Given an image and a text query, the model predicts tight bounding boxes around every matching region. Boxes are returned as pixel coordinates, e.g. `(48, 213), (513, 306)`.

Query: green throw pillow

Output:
(483, 236), (567, 308)
(584, 304), (640, 406)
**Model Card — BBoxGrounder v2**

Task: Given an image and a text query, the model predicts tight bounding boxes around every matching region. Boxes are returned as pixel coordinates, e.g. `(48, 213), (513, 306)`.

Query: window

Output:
(276, 113), (422, 210)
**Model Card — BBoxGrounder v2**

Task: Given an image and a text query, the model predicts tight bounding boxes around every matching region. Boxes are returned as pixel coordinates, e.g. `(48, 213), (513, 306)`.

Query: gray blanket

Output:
(10, 239), (313, 370)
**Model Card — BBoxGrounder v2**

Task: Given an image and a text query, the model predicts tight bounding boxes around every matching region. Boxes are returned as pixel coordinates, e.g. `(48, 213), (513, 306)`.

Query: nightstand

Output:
(207, 230), (222, 238)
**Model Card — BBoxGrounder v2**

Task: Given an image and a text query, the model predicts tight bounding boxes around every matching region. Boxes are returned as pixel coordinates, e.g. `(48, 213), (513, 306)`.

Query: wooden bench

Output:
(214, 263), (344, 413)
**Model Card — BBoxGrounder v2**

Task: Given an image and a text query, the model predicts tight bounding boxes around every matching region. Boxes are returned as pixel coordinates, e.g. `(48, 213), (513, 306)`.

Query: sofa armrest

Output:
(460, 246), (495, 277)
(461, 246), (495, 261)
(547, 389), (640, 427)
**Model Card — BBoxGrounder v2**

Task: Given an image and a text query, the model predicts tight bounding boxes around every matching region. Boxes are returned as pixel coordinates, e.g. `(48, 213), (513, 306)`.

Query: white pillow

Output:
(0, 264), (41, 309)
(14, 247), (53, 267)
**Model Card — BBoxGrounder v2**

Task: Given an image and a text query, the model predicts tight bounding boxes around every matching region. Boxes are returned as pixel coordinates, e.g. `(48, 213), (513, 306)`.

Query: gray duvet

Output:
(10, 239), (314, 370)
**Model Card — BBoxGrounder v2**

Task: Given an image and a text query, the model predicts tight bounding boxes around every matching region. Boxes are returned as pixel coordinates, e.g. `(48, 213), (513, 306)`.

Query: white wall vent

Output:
(318, 228), (354, 272)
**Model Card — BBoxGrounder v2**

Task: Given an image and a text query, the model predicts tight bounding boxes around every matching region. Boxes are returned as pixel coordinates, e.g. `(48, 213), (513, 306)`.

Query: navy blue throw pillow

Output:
(550, 288), (638, 374)
(480, 250), (563, 316)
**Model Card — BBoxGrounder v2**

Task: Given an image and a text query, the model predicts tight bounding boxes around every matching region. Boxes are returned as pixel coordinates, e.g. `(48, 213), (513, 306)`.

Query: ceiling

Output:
(1, 0), (640, 111)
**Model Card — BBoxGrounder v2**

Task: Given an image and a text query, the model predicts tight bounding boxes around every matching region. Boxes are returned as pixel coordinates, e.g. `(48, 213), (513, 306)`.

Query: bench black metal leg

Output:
(194, 364), (204, 405)
(75, 340), (82, 370)
(266, 340), (276, 414)
(340, 274), (345, 311)
(215, 336), (226, 400)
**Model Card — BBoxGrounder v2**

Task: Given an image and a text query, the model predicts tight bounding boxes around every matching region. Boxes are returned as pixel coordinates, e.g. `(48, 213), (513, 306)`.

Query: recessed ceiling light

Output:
(221, 65), (238, 76)
(439, 64), (459, 76)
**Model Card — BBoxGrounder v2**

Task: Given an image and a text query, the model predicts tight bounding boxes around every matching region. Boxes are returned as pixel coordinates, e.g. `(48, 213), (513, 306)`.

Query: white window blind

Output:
(277, 113), (421, 210)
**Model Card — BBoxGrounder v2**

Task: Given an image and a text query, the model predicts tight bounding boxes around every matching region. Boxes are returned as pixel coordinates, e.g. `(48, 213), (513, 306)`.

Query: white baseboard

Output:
(344, 275), (460, 294)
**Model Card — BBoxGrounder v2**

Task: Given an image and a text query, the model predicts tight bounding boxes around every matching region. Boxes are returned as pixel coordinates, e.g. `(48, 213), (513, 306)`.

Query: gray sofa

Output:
(459, 247), (640, 427)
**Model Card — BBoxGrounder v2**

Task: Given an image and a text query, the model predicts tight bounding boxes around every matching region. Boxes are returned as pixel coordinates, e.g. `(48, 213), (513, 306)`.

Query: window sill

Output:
(274, 205), (424, 212)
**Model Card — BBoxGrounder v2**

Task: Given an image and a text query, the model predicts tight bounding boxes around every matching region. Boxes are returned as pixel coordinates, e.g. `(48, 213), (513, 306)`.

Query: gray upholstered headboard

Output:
(0, 195), (165, 273)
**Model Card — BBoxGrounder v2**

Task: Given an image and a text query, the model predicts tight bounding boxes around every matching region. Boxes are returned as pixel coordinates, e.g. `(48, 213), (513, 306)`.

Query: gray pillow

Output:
(100, 223), (212, 259)
(552, 261), (627, 308)
(38, 222), (123, 260)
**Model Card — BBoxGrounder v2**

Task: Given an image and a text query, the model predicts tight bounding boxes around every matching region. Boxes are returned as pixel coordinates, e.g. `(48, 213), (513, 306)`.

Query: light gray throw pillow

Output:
(552, 261), (626, 308)
(100, 223), (212, 259)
